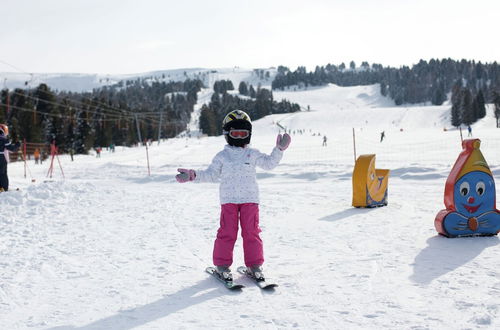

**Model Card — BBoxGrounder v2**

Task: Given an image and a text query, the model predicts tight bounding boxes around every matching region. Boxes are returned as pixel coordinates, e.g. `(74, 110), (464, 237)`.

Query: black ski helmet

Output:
(222, 110), (252, 147)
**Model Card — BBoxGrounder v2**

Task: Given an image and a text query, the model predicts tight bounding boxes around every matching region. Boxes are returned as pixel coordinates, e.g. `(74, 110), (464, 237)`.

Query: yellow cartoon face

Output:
(352, 154), (390, 207)
(367, 161), (377, 192)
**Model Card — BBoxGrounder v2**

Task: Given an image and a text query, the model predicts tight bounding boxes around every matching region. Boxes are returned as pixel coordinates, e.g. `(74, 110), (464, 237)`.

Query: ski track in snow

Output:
(1, 82), (500, 329)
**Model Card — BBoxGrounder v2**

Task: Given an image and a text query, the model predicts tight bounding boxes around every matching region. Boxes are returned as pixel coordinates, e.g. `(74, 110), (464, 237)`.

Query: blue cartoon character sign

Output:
(435, 139), (500, 237)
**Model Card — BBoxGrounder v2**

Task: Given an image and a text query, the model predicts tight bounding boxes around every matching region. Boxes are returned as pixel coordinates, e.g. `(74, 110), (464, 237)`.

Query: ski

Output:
(237, 266), (278, 290)
(0, 187), (20, 193)
(205, 267), (244, 290)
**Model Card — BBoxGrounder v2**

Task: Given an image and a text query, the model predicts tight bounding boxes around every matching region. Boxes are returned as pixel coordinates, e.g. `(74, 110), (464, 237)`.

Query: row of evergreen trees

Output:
(272, 59), (500, 111)
(0, 79), (203, 153)
(213, 79), (267, 98)
(199, 82), (300, 136)
(450, 82), (486, 127)
(213, 80), (235, 94)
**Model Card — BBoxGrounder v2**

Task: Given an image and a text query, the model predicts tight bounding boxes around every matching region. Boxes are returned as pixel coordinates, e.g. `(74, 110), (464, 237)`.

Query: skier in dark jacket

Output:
(0, 124), (21, 192)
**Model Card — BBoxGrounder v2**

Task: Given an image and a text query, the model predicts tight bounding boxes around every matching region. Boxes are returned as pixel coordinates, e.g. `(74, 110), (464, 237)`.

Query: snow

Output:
(1, 83), (500, 329)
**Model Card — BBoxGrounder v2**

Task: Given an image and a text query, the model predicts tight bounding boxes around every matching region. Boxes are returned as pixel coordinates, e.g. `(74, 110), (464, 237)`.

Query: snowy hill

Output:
(0, 67), (276, 92)
(1, 83), (500, 329)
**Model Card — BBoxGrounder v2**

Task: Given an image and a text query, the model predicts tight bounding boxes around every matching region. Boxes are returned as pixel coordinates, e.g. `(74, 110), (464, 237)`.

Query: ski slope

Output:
(1, 84), (500, 329)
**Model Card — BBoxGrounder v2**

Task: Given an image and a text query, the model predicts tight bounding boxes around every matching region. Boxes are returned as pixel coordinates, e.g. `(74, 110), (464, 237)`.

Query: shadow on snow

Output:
(318, 207), (378, 222)
(46, 277), (236, 330)
(410, 235), (499, 285)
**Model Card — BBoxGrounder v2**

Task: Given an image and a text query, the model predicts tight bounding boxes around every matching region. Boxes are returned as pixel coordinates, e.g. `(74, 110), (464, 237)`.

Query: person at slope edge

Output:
(0, 124), (21, 192)
(175, 110), (291, 281)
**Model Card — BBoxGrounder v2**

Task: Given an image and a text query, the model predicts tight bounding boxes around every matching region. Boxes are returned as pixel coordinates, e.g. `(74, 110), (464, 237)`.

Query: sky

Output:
(1, 0), (499, 75)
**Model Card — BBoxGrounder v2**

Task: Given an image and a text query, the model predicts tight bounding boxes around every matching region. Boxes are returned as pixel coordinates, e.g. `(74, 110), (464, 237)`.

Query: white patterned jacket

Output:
(195, 144), (283, 204)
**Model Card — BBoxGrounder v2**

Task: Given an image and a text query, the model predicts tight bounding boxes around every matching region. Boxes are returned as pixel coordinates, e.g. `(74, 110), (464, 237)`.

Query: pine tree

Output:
(48, 100), (67, 149)
(450, 83), (462, 127)
(199, 105), (217, 136)
(238, 81), (248, 96)
(0, 89), (8, 123)
(380, 83), (388, 97)
(255, 88), (273, 118)
(451, 104), (461, 127)
(431, 82), (446, 105)
(474, 90), (486, 119)
(33, 84), (59, 144)
(493, 90), (500, 128)
(249, 85), (256, 98)
(7, 89), (24, 142)
(460, 88), (475, 125)
(73, 99), (94, 154)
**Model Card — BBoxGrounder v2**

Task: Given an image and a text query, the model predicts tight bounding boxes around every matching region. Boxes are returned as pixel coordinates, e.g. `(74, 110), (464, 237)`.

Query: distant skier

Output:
(175, 110), (291, 282)
(467, 125), (472, 137)
(0, 124), (21, 192)
(380, 131), (385, 143)
(34, 148), (40, 164)
(322, 135), (327, 147)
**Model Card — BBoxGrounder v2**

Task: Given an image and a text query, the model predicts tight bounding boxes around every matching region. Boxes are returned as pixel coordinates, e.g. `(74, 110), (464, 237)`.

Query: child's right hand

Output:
(176, 168), (196, 183)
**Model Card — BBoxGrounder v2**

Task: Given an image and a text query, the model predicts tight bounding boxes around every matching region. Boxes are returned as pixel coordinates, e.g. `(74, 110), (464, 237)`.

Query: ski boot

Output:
(215, 265), (233, 282)
(247, 265), (265, 281)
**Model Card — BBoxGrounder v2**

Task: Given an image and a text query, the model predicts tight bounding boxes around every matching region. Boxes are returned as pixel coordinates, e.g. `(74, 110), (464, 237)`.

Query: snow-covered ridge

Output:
(0, 67), (277, 92)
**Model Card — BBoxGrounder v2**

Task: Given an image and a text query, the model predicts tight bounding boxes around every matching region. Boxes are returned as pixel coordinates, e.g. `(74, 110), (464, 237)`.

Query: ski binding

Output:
(205, 267), (244, 290)
(237, 266), (278, 290)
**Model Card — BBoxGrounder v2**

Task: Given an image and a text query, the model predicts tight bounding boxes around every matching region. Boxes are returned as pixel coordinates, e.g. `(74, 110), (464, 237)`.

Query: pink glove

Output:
(176, 168), (196, 183)
(276, 133), (291, 151)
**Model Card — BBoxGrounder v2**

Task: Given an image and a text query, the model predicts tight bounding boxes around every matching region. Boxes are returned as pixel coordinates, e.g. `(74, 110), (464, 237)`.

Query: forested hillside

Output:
(272, 59), (500, 127)
(199, 80), (301, 136)
(0, 79), (203, 153)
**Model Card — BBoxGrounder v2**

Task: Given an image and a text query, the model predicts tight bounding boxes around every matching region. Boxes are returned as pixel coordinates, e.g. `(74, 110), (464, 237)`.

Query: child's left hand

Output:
(276, 133), (291, 151)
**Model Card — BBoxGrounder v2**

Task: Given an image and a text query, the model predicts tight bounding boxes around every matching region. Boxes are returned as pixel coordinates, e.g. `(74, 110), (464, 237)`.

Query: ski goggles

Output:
(227, 129), (250, 139)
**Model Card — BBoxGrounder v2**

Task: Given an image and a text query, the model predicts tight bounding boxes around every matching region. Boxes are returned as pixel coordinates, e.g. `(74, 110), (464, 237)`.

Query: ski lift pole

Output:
(352, 127), (357, 163)
(158, 108), (163, 145)
(134, 114), (142, 146)
(6, 88), (10, 116)
(23, 139), (27, 178)
(145, 139), (151, 176)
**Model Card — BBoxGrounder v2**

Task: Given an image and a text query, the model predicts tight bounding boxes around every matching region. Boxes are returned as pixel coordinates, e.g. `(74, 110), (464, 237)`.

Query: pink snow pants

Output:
(213, 203), (264, 267)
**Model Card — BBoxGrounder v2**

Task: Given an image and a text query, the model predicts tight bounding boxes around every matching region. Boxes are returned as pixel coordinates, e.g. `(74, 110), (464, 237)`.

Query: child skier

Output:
(0, 124), (21, 192)
(176, 110), (291, 281)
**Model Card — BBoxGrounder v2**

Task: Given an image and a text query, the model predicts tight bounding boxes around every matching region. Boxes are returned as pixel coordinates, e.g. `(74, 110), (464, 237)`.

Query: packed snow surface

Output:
(1, 83), (500, 329)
